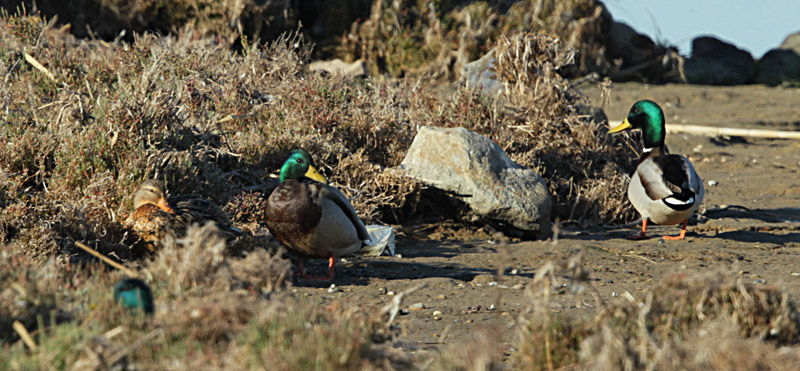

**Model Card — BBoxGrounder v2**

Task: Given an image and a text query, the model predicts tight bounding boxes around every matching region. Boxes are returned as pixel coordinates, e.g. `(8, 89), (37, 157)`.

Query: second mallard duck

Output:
(609, 100), (704, 240)
(265, 150), (369, 280)
(125, 179), (240, 252)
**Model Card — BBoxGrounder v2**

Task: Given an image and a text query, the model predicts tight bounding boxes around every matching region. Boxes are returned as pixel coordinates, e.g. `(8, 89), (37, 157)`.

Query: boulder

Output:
(308, 59), (367, 79)
(608, 21), (656, 67)
(779, 31), (800, 55)
(462, 49), (502, 96)
(683, 36), (757, 85)
(400, 126), (552, 238)
(756, 48), (800, 85)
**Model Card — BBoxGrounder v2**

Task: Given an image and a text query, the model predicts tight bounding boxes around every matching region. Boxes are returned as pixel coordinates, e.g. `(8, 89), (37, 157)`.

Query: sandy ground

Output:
(292, 82), (800, 359)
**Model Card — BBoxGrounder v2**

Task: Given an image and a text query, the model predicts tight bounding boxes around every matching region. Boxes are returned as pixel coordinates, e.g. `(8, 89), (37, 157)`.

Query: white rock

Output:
(400, 126), (552, 237)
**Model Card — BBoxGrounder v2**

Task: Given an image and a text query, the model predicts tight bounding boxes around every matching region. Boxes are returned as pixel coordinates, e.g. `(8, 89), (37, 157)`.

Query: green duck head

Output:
(113, 278), (154, 315)
(279, 149), (328, 184)
(608, 100), (666, 150)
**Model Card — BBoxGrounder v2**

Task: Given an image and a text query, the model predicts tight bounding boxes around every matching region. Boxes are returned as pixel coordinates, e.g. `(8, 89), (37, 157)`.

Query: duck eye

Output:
(296, 158), (304, 164)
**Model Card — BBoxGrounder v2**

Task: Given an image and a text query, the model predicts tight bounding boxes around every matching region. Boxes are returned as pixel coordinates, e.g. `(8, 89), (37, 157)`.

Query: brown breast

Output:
(265, 180), (322, 257)
(125, 204), (178, 252)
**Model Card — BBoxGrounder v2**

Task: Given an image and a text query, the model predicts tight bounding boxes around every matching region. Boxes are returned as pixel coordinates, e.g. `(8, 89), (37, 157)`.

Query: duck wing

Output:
(638, 153), (698, 211)
(168, 194), (240, 237)
(312, 183), (370, 243)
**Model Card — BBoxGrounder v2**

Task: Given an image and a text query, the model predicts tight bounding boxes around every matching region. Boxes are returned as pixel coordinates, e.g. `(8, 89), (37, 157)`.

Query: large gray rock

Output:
(400, 126), (552, 238)
(780, 31), (800, 55)
(756, 48), (800, 85)
(683, 36), (757, 85)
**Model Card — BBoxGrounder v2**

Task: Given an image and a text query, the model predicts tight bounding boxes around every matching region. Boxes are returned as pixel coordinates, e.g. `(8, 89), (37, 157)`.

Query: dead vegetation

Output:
(340, 0), (615, 80)
(513, 257), (800, 370)
(0, 8), (725, 369)
(1, 224), (384, 369)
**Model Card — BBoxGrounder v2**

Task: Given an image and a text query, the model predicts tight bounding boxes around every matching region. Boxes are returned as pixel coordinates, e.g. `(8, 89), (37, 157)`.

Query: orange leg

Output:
(628, 219), (652, 240)
(296, 256), (335, 281)
(663, 220), (688, 240)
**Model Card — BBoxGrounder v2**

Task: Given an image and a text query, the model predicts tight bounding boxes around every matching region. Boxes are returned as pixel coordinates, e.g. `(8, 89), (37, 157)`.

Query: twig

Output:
(79, 308), (99, 329)
(13, 321), (37, 351)
(108, 329), (163, 365)
(103, 326), (125, 339)
(74, 241), (138, 278)
(24, 53), (57, 82)
(602, 219), (644, 230)
(667, 124), (800, 140)
(380, 282), (429, 329)
(216, 113), (255, 123)
(622, 254), (657, 265)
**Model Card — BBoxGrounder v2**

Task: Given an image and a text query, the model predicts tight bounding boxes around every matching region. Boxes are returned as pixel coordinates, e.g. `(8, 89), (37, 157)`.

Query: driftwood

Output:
(667, 124), (800, 139)
(75, 241), (138, 277)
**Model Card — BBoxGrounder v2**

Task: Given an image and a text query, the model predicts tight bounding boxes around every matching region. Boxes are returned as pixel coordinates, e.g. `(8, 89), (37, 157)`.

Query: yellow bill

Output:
(608, 118), (632, 134)
(304, 164), (328, 184)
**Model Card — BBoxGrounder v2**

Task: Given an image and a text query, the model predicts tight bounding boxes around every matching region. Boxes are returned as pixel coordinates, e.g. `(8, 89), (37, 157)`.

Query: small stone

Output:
(432, 310), (443, 316)
(327, 284), (338, 293)
(510, 268), (519, 275)
(791, 272), (800, 277)
(488, 304), (496, 311)
(739, 270), (749, 275)
(708, 180), (718, 186)
(387, 291), (395, 296)
(471, 274), (496, 285)
(396, 254), (403, 259)
(754, 279), (767, 285)
(408, 302), (425, 311)
(612, 292), (619, 297)
(434, 316), (442, 321)
(378, 287), (387, 295)
(511, 283), (525, 290)
(466, 319), (473, 323)
(488, 281), (498, 286)
(435, 295), (447, 300)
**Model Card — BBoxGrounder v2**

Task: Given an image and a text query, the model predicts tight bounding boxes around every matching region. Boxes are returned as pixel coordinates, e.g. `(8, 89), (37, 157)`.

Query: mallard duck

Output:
(113, 278), (154, 315)
(265, 150), (370, 280)
(609, 100), (704, 240)
(124, 179), (240, 252)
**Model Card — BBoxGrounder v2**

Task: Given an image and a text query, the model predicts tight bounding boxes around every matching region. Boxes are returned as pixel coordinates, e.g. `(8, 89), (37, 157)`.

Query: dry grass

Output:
(0, 8), (656, 369)
(0, 223), (381, 370)
(513, 257), (800, 370)
(339, 0), (614, 80)
(487, 31), (639, 224)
